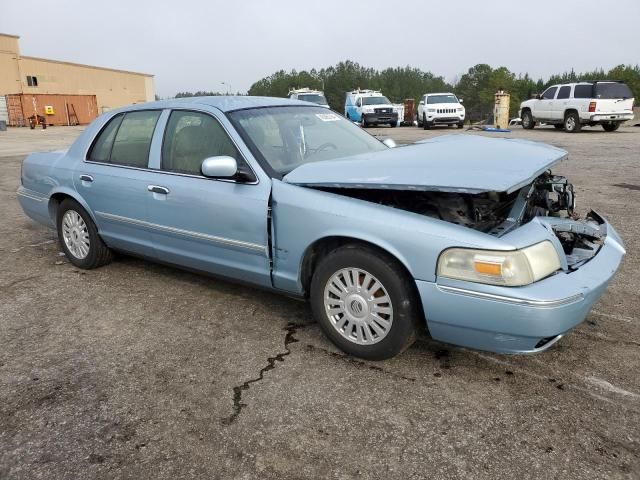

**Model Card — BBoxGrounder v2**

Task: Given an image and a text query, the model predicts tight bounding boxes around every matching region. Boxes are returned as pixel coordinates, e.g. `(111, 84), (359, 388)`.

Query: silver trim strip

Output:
(437, 285), (584, 308)
(95, 211), (267, 255)
(17, 188), (46, 202)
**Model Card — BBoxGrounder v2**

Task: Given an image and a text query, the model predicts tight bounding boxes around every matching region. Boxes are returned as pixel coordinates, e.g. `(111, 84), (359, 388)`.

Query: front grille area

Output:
(374, 108), (392, 114)
(436, 108), (457, 114)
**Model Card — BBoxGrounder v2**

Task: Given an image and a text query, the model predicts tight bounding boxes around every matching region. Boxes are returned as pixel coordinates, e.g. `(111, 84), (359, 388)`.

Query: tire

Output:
(389, 121), (397, 128)
(521, 110), (535, 129)
(56, 198), (113, 269)
(361, 115), (368, 128)
(416, 113), (422, 127)
(310, 244), (420, 360)
(564, 111), (581, 133)
(457, 122), (464, 129)
(423, 114), (430, 130)
(602, 121), (621, 132)
(554, 124), (564, 130)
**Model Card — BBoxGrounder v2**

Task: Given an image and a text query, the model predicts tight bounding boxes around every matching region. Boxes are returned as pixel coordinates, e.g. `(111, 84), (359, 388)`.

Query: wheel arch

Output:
(299, 235), (415, 297)
(48, 188), (98, 226)
(563, 107), (579, 118)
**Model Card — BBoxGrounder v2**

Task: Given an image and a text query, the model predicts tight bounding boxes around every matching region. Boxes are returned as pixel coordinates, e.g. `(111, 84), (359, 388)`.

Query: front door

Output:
(536, 86), (558, 120)
(144, 109), (272, 287)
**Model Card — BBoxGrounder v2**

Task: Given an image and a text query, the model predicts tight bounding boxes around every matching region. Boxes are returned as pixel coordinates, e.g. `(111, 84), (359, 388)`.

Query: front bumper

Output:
(426, 113), (465, 124)
(417, 220), (625, 354)
(362, 112), (398, 124)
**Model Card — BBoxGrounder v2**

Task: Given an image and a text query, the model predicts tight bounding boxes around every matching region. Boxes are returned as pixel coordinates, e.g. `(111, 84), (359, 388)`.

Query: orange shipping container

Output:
(6, 93), (98, 126)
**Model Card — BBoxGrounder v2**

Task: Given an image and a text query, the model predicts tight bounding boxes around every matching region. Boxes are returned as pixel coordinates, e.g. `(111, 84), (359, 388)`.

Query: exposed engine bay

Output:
(319, 171), (604, 268)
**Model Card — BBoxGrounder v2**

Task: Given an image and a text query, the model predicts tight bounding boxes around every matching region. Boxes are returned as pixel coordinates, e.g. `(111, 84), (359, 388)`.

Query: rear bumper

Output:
(417, 221), (625, 354)
(589, 113), (634, 122)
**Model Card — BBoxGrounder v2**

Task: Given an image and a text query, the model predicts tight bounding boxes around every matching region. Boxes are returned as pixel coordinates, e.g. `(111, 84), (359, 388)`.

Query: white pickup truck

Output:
(519, 81), (635, 132)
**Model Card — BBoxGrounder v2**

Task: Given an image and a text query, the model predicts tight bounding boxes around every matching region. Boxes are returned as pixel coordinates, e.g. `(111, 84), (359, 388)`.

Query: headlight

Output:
(437, 241), (561, 286)
(363, 107), (374, 113)
(427, 108), (436, 113)
(458, 108), (464, 112)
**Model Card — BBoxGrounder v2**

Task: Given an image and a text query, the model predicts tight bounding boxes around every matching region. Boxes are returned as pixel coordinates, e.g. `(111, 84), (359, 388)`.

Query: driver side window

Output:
(542, 87), (558, 100)
(161, 110), (240, 175)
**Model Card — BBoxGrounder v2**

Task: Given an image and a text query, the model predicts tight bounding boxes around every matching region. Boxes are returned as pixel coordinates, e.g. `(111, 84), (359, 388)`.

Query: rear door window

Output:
(87, 114), (124, 162)
(542, 87), (558, 100)
(557, 86), (571, 99)
(110, 111), (161, 168)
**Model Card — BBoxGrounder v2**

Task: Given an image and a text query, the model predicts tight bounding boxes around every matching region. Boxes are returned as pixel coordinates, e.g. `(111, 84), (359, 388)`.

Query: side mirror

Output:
(535, 94), (542, 100)
(382, 138), (397, 148)
(419, 100), (424, 105)
(201, 156), (238, 178)
(459, 98), (463, 103)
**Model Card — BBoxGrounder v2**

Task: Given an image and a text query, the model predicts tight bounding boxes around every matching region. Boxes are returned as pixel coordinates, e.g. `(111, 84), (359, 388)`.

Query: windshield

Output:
(595, 82), (633, 99)
(228, 106), (387, 176)
(427, 95), (458, 104)
(297, 94), (328, 105)
(362, 96), (391, 106)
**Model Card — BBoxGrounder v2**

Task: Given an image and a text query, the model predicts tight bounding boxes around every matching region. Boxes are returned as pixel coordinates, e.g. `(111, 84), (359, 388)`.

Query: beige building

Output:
(1, 32), (154, 125)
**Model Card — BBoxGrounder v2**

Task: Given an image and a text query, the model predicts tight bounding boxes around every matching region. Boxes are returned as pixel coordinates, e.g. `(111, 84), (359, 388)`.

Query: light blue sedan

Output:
(17, 97), (625, 359)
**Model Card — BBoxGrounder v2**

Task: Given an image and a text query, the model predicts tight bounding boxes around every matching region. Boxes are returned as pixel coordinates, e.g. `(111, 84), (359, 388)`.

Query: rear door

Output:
(593, 82), (635, 115)
(75, 110), (161, 256)
(144, 108), (272, 287)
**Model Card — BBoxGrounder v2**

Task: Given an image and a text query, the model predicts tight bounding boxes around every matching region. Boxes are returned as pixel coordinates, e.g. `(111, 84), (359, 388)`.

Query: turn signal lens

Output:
(437, 241), (561, 287)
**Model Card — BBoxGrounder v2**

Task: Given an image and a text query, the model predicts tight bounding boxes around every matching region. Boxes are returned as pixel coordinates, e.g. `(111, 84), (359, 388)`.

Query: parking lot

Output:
(1, 124), (639, 479)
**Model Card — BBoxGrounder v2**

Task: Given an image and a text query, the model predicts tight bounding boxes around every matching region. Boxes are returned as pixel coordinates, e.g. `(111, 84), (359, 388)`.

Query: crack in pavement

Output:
(222, 322), (307, 425)
(304, 344), (416, 382)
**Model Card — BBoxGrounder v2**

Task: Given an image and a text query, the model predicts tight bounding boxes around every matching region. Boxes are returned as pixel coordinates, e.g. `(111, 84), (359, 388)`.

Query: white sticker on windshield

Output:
(316, 113), (340, 122)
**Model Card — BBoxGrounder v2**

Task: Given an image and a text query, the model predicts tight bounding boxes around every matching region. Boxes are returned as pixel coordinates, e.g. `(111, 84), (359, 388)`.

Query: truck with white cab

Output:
(345, 90), (398, 128)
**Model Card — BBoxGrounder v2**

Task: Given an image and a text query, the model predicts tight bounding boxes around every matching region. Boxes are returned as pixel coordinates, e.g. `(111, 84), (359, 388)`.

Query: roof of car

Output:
(124, 96), (312, 113)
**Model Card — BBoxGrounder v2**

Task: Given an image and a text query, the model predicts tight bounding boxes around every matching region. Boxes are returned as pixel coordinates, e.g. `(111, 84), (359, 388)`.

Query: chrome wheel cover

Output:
(61, 210), (90, 260)
(565, 116), (576, 131)
(324, 268), (393, 345)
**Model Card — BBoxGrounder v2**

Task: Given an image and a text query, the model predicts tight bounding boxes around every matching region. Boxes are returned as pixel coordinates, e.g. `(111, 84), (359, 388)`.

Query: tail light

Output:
(588, 102), (597, 112)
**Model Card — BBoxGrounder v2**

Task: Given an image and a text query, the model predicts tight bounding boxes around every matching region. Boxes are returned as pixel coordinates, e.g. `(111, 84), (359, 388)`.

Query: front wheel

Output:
(361, 115), (368, 128)
(416, 113), (422, 127)
(389, 121), (397, 128)
(457, 122), (464, 129)
(310, 245), (420, 360)
(602, 121), (621, 132)
(56, 198), (113, 269)
(423, 114), (430, 130)
(564, 111), (581, 133)
(521, 110), (535, 129)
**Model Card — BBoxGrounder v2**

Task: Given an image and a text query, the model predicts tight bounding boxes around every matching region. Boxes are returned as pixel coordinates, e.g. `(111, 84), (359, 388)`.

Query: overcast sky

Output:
(1, 0), (638, 97)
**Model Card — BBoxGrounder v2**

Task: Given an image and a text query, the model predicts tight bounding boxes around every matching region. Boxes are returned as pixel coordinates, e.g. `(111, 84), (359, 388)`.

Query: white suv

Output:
(288, 88), (330, 108)
(417, 93), (465, 129)
(519, 81), (635, 132)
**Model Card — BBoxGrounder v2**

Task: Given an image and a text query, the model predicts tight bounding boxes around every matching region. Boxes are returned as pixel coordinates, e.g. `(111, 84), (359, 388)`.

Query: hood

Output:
(283, 134), (567, 194)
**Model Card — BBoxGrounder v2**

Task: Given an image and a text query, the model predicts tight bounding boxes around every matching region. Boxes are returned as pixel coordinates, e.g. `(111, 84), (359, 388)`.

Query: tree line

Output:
(171, 61), (640, 122)
(247, 61), (640, 121)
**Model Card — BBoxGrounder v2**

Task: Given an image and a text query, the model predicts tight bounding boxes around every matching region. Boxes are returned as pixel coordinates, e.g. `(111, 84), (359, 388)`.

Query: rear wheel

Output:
(602, 121), (621, 132)
(56, 198), (113, 269)
(521, 110), (535, 129)
(310, 245), (419, 360)
(564, 111), (581, 133)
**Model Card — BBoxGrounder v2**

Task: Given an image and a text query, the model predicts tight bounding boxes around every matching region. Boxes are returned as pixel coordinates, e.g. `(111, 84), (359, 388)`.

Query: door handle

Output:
(79, 174), (94, 182)
(148, 185), (170, 195)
